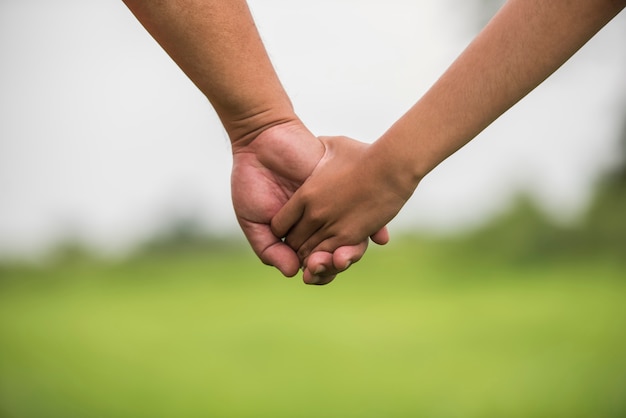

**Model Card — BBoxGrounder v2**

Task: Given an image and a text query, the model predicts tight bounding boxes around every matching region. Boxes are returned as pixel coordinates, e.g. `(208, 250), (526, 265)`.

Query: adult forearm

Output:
(378, 0), (625, 189)
(122, 0), (296, 147)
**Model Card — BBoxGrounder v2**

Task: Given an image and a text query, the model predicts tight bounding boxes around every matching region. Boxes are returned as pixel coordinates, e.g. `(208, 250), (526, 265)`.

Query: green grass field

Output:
(1, 237), (625, 418)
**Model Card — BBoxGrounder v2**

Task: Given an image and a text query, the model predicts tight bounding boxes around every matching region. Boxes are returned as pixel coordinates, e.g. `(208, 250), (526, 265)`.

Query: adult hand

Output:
(231, 122), (389, 285)
(272, 135), (413, 262)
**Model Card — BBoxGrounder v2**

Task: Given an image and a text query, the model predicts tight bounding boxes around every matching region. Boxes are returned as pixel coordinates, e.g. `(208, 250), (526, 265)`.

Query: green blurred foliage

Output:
(451, 106), (626, 267)
(1, 245), (625, 417)
(1, 176), (625, 417)
(584, 113), (626, 254)
(1, 79), (624, 418)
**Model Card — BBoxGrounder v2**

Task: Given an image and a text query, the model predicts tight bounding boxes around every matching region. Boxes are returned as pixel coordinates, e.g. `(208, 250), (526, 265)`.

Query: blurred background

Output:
(1, 1), (625, 417)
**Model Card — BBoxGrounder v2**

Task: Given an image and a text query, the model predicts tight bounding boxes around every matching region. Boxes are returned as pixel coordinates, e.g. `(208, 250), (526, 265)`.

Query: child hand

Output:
(271, 135), (415, 262)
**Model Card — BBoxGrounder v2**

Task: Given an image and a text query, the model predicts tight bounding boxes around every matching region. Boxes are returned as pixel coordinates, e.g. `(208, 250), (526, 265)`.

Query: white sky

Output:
(1, 1), (625, 258)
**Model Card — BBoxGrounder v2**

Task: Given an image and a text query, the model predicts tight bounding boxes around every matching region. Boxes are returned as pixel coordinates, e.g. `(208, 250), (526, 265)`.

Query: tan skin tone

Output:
(272, 0), (626, 264)
(122, 0), (389, 284)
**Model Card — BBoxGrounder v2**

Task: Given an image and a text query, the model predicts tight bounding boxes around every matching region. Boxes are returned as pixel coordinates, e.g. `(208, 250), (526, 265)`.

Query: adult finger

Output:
(302, 251), (337, 285)
(296, 224), (389, 262)
(240, 221), (301, 277)
(302, 241), (369, 285)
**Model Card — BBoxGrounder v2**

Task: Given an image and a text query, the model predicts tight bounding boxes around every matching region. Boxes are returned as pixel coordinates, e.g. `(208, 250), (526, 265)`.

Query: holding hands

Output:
(271, 136), (413, 263)
(231, 122), (389, 285)
(125, 0), (625, 284)
(272, 0), (626, 279)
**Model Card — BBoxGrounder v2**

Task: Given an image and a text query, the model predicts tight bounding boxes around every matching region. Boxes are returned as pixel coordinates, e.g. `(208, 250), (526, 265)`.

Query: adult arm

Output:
(122, 0), (388, 282)
(272, 0), (626, 258)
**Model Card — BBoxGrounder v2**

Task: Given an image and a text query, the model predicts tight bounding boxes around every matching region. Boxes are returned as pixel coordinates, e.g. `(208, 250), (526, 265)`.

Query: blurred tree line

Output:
(450, 109), (626, 265)
(445, 0), (626, 265)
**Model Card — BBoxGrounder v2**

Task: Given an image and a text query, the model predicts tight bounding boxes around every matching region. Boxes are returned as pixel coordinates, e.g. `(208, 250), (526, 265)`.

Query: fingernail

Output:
(307, 276), (322, 285)
(344, 261), (351, 269)
(313, 265), (326, 276)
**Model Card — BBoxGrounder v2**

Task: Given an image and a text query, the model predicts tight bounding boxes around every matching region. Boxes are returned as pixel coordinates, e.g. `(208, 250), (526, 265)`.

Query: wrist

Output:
(230, 118), (323, 181)
(367, 138), (421, 203)
(226, 103), (300, 153)
(375, 91), (474, 188)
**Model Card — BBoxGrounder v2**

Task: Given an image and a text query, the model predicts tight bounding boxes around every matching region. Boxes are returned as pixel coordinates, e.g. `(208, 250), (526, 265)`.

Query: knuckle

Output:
(297, 245), (311, 261)
(306, 210), (322, 224)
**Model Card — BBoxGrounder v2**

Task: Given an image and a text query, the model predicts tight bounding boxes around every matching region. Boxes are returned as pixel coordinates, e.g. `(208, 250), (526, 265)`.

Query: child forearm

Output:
(380, 0), (626, 190)
(272, 0), (625, 259)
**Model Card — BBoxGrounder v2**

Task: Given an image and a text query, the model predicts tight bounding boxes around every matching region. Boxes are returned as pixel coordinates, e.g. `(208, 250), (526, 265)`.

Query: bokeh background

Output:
(1, 1), (625, 417)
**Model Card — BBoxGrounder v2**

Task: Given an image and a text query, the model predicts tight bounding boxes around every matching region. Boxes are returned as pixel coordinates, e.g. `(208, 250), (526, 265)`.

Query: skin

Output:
(121, 0), (389, 284)
(272, 0), (626, 260)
